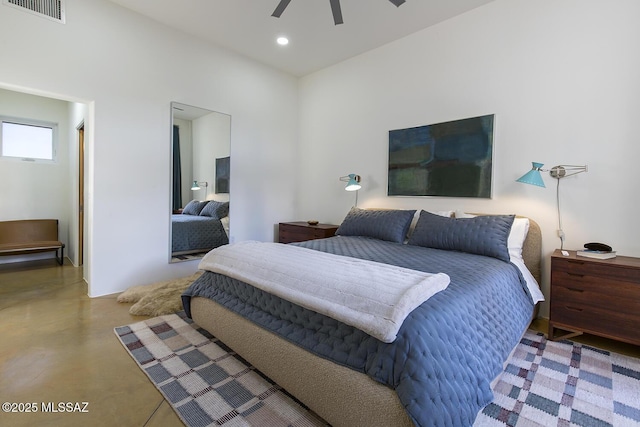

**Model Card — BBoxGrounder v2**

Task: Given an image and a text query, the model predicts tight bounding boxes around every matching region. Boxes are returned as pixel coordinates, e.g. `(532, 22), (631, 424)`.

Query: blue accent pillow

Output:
(408, 210), (514, 262)
(336, 208), (416, 243)
(182, 200), (209, 215)
(200, 200), (229, 219)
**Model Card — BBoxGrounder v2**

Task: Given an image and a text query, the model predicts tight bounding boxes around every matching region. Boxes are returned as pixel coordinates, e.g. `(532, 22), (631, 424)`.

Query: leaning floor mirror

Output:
(170, 102), (231, 263)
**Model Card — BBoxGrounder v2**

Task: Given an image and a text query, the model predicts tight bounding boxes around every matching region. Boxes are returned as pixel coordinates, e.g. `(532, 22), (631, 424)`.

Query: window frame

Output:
(0, 115), (58, 163)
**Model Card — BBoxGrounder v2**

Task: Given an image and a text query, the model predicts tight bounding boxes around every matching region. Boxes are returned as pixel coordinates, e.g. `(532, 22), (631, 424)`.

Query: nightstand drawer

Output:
(550, 301), (640, 343)
(552, 257), (640, 284)
(551, 284), (640, 317)
(278, 222), (339, 244)
(552, 271), (640, 306)
(279, 229), (327, 243)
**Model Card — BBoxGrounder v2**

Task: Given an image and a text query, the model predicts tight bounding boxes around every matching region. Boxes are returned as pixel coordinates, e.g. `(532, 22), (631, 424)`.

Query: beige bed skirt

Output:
(191, 296), (414, 427)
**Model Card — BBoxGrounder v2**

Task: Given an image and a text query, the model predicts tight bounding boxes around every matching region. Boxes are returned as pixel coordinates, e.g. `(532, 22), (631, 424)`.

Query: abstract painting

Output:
(388, 115), (494, 198)
(215, 156), (230, 194)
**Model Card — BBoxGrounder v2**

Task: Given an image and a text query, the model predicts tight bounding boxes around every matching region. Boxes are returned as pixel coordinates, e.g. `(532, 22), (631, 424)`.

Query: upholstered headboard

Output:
(521, 217), (542, 285)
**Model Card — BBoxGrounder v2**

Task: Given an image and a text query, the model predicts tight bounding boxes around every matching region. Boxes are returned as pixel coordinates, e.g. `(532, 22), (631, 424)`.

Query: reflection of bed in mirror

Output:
(171, 200), (229, 256)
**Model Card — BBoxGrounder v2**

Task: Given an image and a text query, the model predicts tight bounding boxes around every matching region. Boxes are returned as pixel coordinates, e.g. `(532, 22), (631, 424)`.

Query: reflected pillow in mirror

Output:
(200, 200), (229, 219)
(182, 200), (209, 215)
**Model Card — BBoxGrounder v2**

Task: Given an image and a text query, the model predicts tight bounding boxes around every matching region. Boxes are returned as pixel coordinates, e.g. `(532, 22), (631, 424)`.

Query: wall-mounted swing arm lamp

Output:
(339, 174), (362, 206)
(516, 162), (588, 249)
(191, 180), (209, 200)
(340, 174), (361, 191)
(516, 163), (588, 187)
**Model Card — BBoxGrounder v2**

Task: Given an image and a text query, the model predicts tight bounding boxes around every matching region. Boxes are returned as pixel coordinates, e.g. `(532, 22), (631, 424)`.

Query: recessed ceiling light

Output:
(276, 36), (289, 46)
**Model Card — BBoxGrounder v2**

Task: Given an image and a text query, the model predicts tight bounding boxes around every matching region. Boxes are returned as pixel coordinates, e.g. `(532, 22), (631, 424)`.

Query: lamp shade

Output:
(191, 180), (200, 190)
(516, 162), (545, 188)
(344, 174), (361, 191)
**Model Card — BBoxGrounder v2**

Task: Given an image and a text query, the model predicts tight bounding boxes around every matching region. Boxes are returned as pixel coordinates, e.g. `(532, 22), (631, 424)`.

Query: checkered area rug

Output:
(116, 313), (640, 427)
(114, 312), (327, 427)
(475, 331), (640, 427)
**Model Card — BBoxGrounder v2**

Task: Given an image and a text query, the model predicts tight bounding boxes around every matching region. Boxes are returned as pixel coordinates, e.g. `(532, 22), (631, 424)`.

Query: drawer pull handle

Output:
(567, 272), (584, 277)
(565, 306), (583, 312)
(567, 287), (584, 293)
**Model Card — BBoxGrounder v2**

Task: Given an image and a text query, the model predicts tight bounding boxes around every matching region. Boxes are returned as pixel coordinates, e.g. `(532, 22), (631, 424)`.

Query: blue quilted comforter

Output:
(183, 236), (533, 427)
(171, 214), (228, 253)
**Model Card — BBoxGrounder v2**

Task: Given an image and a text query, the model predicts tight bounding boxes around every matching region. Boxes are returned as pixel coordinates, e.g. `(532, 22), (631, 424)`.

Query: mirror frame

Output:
(169, 102), (231, 263)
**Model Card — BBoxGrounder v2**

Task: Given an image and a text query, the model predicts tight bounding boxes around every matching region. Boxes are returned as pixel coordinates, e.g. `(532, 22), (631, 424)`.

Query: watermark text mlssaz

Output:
(2, 402), (89, 413)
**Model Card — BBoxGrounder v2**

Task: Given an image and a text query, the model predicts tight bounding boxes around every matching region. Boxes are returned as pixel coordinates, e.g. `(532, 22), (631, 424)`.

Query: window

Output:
(0, 117), (58, 162)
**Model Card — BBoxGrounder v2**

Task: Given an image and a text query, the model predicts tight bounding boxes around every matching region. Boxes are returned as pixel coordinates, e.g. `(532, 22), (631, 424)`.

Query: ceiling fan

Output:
(271, 0), (406, 26)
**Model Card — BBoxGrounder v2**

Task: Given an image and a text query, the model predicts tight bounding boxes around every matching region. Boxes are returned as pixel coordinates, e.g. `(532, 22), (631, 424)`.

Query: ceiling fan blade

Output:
(272, 0), (292, 18)
(389, 0), (406, 6)
(330, 0), (343, 25)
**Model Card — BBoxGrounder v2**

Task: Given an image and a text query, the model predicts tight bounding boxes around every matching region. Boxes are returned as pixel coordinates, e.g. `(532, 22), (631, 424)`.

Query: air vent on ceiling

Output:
(3, 0), (66, 24)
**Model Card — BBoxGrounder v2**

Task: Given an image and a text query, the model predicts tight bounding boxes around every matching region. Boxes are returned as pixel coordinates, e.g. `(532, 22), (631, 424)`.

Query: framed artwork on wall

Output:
(215, 156), (230, 194)
(388, 114), (494, 198)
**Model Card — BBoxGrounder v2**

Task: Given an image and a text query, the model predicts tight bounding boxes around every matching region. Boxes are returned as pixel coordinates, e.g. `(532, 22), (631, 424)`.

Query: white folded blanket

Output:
(198, 241), (450, 343)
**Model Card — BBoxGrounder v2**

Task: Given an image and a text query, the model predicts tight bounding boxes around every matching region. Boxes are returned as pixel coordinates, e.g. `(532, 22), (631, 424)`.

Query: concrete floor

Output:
(1, 258), (638, 427)
(0, 258), (184, 427)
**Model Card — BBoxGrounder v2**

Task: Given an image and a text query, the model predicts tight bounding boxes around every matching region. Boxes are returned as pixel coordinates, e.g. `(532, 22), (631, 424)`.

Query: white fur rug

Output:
(117, 271), (203, 316)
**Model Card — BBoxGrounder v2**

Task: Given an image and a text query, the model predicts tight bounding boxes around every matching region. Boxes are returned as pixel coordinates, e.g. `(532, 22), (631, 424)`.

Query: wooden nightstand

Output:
(278, 222), (339, 244)
(549, 249), (640, 346)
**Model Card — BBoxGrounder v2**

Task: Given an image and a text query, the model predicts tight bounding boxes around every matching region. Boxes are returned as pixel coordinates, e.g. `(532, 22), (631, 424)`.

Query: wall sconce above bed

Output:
(340, 174), (361, 191)
(516, 162), (588, 249)
(191, 180), (209, 200)
(339, 174), (361, 206)
(516, 163), (587, 187)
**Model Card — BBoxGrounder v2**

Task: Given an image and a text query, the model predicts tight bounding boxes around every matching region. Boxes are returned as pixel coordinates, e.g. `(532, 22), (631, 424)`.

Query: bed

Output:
(171, 200), (229, 255)
(182, 208), (543, 427)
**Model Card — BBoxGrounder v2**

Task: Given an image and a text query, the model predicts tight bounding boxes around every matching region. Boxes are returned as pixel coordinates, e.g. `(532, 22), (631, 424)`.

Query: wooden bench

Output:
(0, 219), (65, 265)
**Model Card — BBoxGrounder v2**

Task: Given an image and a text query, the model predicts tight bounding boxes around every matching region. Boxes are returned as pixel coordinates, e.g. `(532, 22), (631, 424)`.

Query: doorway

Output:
(78, 123), (85, 266)
(0, 86), (88, 268)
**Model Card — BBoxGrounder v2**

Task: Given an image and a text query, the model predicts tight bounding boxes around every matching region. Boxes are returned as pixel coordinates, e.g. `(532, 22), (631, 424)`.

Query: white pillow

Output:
(454, 210), (475, 219)
(432, 210), (454, 218)
(407, 210), (453, 240)
(508, 217), (530, 261)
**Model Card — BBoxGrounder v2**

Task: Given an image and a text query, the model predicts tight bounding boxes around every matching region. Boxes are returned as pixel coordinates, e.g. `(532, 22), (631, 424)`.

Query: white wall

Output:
(298, 0), (640, 317)
(193, 112), (231, 202)
(0, 89), (71, 263)
(0, 0), (298, 296)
